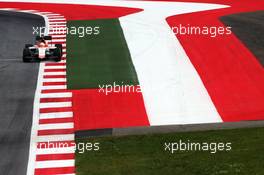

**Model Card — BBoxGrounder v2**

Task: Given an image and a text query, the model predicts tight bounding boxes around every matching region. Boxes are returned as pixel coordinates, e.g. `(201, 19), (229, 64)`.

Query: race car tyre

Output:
(55, 44), (63, 54)
(53, 47), (62, 62)
(23, 48), (32, 62)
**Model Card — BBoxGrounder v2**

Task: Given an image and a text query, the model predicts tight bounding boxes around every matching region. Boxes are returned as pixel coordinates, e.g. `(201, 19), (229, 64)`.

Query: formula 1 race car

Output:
(23, 36), (62, 62)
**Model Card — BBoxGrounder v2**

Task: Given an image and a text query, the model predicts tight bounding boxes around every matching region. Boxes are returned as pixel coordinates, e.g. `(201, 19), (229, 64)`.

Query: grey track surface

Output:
(0, 11), (44, 175)
(221, 11), (264, 66)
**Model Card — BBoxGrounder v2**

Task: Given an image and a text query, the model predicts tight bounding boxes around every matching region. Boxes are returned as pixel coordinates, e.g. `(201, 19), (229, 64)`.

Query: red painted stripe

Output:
(41, 89), (69, 94)
(39, 117), (73, 124)
(44, 68), (66, 72)
(0, 2), (143, 21)
(38, 129), (74, 136)
(37, 141), (75, 149)
(43, 82), (66, 86)
(45, 62), (66, 66)
(34, 167), (75, 175)
(40, 97), (71, 103)
(40, 107), (72, 113)
(43, 75), (66, 79)
(73, 88), (150, 131)
(36, 153), (74, 161)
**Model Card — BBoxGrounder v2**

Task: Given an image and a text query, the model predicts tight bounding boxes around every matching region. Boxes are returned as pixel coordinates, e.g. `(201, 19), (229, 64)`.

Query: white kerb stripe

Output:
(39, 123), (74, 130)
(50, 34), (66, 38)
(48, 16), (65, 18)
(40, 85), (67, 90)
(35, 160), (74, 169)
(37, 134), (74, 142)
(43, 72), (66, 76)
(36, 146), (75, 155)
(48, 18), (66, 21)
(49, 31), (67, 35)
(39, 112), (73, 119)
(39, 102), (72, 109)
(52, 39), (66, 42)
(49, 21), (66, 24)
(43, 78), (66, 82)
(45, 13), (62, 16)
(40, 93), (72, 98)
(45, 66), (66, 69)
(20, 10), (38, 13)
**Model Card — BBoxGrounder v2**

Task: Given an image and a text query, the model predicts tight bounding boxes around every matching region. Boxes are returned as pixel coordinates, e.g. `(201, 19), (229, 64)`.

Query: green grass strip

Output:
(66, 19), (139, 89)
(76, 127), (264, 175)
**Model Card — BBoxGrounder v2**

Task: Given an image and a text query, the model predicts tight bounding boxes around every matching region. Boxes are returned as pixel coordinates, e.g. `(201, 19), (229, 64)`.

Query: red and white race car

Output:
(23, 36), (62, 62)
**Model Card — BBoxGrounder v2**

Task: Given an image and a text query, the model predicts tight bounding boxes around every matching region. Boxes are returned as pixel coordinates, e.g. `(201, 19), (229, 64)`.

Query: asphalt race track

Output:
(0, 11), (43, 175)
(221, 11), (264, 66)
